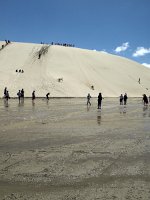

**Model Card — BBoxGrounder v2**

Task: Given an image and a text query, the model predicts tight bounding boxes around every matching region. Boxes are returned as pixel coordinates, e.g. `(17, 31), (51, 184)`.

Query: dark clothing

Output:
(120, 95), (123, 105)
(143, 94), (148, 105)
(98, 93), (102, 109)
(21, 89), (24, 98)
(32, 91), (35, 100)
(124, 94), (128, 105)
(87, 94), (91, 106)
(138, 78), (140, 84)
(17, 91), (21, 102)
(38, 53), (41, 59)
(4, 87), (7, 96)
(46, 93), (50, 100)
(5, 91), (10, 101)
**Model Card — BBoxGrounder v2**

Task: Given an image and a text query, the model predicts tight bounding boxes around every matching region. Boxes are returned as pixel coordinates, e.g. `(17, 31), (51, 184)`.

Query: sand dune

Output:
(0, 41), (150, 97)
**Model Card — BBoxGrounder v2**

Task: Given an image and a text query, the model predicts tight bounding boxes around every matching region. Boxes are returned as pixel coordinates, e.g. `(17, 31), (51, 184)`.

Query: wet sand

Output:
(0, 98), (150, 199)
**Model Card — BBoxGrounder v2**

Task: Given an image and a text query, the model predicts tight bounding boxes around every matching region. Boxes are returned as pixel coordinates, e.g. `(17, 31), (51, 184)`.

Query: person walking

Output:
(98, 93), (103, 109)
(87, 93), (91, 106)
(32, 91), (35, 101)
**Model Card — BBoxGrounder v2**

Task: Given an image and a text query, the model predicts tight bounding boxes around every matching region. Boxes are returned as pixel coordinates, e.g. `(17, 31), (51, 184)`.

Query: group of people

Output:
(3, 87), (150, 108)
(4, 88), (50, 103)
(87, 92), (126, 109)
(40, 42), (75, 47)
(51, 42), (75, 47)
(5, 40), (11, 44)
(87, 92), (150, 109)
(0, 40), (11, 51)
(16, 69), (24, 73)
(119, 93), (128, 105)
(17, 89), (24, 103)
(87, 93), (103, 109)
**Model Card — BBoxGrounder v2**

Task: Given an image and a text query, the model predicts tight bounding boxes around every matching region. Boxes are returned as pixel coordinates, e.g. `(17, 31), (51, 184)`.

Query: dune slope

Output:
(0, 41), (149, 97)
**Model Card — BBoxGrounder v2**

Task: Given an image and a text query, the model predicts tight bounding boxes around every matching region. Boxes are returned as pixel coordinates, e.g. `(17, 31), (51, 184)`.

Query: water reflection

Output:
(3, 99), (9, 108)
(143, 105), (149, 117)
(32, 100), (35, 106)
(46, 99), (49, 105)
(87, 105), (90, 112)
(18, 99), (24, 107)
(97, 112), (101, 125)
(119, 106), (127, 114)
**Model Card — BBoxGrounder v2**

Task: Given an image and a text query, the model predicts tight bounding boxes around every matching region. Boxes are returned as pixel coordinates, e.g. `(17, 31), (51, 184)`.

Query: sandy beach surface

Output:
(0, 98), (150, 199)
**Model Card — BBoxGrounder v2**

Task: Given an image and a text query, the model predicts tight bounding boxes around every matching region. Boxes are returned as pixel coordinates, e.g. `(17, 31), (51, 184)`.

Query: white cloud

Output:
(133, 47), (150, 57)
(142, 63), (150, 68)
(114, 42), (129, 53)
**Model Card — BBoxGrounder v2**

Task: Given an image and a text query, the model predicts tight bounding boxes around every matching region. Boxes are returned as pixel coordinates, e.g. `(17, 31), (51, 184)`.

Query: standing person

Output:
(87, 93), (91, 106)
(138, 78), (140, 84)
(123, 93), (128, 105)
(120, 94), (123, 105)
(38, 53), (41, 59)
(5, 90), (10, 101)
(32, 91), (35, 101)
(143, 94), (148, 106)
(17, 90), (21, 103)
(21, 89), (24, 99)
(98, 93), (103, 109)
(46, 92), (50, 100)
(4, 87), (7, 98)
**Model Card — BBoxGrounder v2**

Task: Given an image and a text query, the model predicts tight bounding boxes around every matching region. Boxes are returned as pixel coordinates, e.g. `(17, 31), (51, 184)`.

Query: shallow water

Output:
(0, 98), (150, 199)
(0, 97), (150, 152)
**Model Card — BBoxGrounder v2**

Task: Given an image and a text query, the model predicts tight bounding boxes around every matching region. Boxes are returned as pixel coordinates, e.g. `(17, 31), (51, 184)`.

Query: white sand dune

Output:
(0, 41), (150, 97)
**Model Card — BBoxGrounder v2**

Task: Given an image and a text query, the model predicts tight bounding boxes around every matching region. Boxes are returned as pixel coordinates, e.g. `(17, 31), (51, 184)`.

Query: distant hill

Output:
(0, 41), (149, 97)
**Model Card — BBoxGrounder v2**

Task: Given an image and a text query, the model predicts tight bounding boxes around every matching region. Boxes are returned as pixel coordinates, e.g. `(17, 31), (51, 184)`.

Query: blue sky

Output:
(0, 0), (150, 67)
